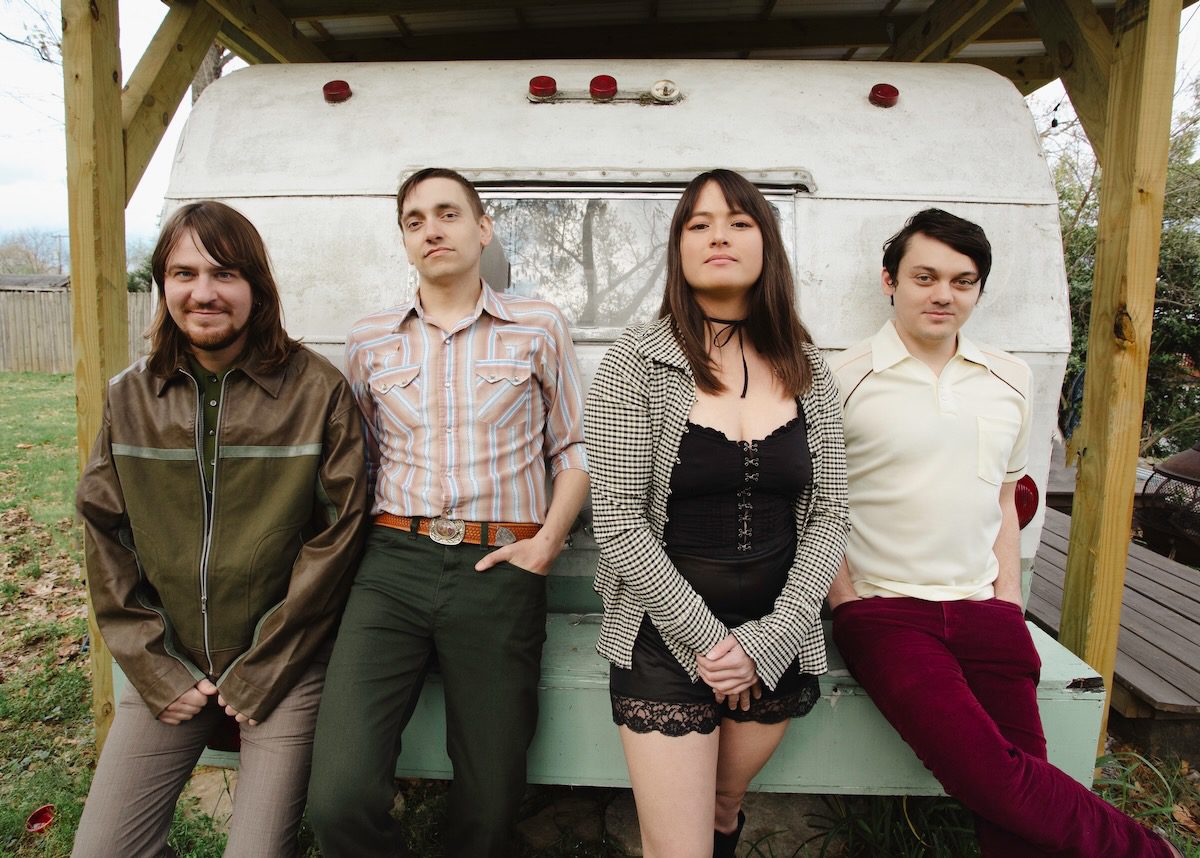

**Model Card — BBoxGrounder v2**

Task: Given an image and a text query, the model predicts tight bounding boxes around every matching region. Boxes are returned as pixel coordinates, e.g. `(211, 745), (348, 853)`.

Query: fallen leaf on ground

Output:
(1172, 803), (1199, 835)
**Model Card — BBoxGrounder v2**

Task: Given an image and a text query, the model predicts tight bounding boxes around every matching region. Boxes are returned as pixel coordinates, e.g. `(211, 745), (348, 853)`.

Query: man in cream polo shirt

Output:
(827, 209), (1179, 858)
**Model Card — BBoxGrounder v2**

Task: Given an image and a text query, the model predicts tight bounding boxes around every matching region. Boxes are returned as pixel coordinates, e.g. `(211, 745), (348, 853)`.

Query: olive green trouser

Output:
(308, 525), (547, 858)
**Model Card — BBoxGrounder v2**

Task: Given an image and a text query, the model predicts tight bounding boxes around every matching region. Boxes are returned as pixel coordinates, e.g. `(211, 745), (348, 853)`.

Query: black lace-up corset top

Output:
(663, 415), (812, 558)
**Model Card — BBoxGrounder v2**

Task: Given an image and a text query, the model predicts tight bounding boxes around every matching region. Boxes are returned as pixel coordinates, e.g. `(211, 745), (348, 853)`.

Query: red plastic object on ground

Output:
(26, 804), (54, 834)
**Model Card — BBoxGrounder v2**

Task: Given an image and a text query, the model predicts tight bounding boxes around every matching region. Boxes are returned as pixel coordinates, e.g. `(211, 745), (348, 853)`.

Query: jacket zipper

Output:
(203, 373), (233, 677)
(184, 367), (218, 678)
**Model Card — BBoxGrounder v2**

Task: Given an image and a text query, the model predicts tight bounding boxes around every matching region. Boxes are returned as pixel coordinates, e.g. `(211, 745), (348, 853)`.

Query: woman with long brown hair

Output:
(585, 170), (849, 857)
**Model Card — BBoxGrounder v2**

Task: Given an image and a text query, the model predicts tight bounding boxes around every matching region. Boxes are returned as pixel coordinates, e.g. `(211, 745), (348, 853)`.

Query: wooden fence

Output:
(0, 289), (153, 373)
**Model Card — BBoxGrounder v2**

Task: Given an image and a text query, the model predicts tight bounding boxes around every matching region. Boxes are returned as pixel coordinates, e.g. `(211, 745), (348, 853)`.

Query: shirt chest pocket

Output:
(977, 415), (1022, 485)
(475, 359), (533, 429)
(369, 364), (422, 421)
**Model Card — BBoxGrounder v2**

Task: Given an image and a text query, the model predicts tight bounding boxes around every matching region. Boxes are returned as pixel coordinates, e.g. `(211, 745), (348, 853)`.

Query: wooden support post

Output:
(1026, 0), (1113, 167)
(62, 0), (127, 749)
(123, 0), (224, 203)
(1059, 0), (1180, 747)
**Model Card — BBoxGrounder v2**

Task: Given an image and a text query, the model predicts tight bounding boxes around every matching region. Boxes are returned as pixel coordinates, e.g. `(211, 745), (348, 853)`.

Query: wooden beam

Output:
(205, 0), (326, 62)
(62, 0), (126, 752)
(1026, 0), (1113, 168)
(924, 0), (1022, 62)
(277, 0), (1174, 18)
(388, 14), (411, 38)
(217, 20), (280, 64)
(318, 11), (1078, 62)
(309, 19), (333, 41)
(323, 17), (889, 60)
(883, 0), (993, 62)
(1060, 0), (1181, 746)
(280, 0), (601, 16)
(122, 0), (223, 203)
(952, 54), (1056, 93)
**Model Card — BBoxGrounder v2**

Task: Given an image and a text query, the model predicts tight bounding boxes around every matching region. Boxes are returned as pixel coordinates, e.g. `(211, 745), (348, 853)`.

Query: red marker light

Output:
(529, 75), (557, 98)
(323, 80), (352, 104)
(869, 83), (899, 108)
(1015, 475), (1040, 529)
(590, 74), (618, 101)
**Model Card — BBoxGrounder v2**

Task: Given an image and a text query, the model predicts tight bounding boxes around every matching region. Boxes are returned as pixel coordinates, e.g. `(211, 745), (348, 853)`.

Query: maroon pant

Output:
(832, 596), (1170, 858)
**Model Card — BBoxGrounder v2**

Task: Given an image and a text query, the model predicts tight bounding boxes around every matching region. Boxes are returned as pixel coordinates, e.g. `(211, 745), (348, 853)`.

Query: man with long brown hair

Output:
(74, 200), (369, 857)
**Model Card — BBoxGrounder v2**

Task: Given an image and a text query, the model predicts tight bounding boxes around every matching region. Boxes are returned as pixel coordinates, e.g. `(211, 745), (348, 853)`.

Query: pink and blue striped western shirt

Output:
(345, 283), (588, 524)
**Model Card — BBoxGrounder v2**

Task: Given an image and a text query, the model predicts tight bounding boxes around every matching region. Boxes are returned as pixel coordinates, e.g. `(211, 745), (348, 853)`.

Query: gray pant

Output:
(72, 659), (325, 858)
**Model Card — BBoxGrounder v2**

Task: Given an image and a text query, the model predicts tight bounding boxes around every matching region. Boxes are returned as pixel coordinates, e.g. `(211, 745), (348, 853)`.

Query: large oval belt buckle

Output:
(429, 516), (466, 546)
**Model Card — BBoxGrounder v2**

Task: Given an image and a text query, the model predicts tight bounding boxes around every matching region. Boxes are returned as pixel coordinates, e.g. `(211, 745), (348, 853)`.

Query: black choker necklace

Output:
(706, 316), (749, 398)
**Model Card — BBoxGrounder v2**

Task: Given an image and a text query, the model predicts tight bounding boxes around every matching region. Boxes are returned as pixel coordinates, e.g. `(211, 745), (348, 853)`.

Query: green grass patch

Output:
(167, 796), (229, 858)
(805, 794), (977, 857)
(1098, 751), (1200, 857)
(0, 374), (78, 518)
(0, 373), (132, 857)
(0, 374), (80, 566)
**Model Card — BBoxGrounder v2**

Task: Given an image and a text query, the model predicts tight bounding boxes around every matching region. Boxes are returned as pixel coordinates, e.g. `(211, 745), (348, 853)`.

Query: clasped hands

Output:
(697, 633), (762, 712)
(158, 679), (258, 727)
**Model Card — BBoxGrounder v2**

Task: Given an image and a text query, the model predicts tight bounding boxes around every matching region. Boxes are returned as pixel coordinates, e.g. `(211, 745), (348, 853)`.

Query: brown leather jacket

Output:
(77, 346), (369, 721)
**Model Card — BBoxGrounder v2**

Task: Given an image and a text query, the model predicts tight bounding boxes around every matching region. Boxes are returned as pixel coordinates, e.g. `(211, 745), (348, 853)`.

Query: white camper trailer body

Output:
(144, 59), (1103, 795)
(165, 58), (1069, 563)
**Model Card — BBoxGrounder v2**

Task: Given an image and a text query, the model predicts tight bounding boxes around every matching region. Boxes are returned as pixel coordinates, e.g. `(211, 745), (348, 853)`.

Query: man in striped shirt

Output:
(309, 168), (590, 858)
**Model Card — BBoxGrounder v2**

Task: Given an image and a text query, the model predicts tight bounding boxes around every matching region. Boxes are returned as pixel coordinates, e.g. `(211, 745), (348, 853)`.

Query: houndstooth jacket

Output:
(584, 316), (849, 688)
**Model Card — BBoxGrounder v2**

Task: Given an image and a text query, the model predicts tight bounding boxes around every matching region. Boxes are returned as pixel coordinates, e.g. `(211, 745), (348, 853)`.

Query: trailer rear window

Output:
(479, 191), (796, 336)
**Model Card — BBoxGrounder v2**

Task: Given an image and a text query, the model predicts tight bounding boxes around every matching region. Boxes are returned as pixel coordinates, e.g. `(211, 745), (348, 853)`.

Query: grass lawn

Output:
(0, 371), (1196, 857)
(0, 373), (226, 857)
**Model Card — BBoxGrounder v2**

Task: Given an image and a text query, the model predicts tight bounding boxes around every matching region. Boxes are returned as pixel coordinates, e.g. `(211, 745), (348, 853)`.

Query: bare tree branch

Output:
(0, 1), (61, 64)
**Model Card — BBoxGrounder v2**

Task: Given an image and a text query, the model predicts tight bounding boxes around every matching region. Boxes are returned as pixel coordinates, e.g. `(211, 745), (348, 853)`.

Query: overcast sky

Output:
(1, 1), (1198, 244)
(1, 1), (191, 241)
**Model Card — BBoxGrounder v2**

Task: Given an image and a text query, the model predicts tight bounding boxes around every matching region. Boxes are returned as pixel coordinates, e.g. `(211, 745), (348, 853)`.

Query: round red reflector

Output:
(869, 83), (899, 108)
(590, 74), (618, 101)
(323, 80), (352, 104)
(529, 75), (557, 98)
(1015, 475), (1040, 529)
(26, 804), (54, 834)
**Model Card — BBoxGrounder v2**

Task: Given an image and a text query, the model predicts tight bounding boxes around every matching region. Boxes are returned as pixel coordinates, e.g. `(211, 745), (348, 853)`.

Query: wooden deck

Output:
(1029, 508), (1200, 718)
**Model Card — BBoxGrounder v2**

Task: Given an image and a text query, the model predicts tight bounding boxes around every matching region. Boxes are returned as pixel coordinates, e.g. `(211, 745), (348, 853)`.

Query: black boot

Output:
(713, 810), (746, 858)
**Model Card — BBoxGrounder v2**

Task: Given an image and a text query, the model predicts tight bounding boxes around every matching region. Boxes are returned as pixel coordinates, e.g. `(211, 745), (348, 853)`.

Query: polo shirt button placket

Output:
(936, 381), (955, 414)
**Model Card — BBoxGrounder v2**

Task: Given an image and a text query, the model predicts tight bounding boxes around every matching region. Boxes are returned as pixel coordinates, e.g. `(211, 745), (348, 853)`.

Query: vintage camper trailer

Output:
(142, 59), (1098, 792)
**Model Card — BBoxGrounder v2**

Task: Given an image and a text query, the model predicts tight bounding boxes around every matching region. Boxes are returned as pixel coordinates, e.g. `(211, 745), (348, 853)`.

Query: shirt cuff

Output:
(549, 442), (588, 478)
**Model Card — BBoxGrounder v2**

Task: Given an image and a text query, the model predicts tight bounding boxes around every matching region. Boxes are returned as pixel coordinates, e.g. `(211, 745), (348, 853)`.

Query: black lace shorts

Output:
(608, 548), (821, 737)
